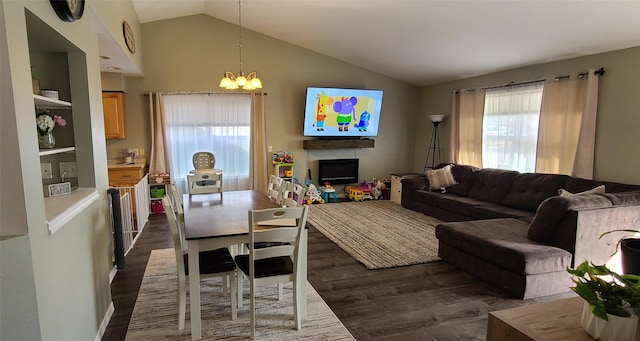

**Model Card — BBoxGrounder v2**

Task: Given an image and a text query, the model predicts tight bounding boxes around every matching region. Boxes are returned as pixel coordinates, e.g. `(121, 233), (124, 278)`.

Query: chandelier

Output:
(219, 0), (262, 90)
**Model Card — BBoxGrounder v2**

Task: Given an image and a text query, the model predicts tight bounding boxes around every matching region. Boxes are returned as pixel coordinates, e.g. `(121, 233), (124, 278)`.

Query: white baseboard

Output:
(109, 265), (117, 284)
(95, 301), (115, 341)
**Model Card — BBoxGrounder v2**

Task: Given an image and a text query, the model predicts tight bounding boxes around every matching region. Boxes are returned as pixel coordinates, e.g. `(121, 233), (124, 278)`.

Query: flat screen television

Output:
(303, 87), (384, 137)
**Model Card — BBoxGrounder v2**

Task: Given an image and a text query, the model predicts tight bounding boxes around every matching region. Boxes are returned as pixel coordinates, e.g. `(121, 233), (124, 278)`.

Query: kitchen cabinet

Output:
(108, 163), (146, 215)
(103, 91), (126, 139)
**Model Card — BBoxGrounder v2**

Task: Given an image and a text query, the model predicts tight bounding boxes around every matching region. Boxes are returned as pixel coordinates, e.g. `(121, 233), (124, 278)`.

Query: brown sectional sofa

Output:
(401, 164), (640, 299)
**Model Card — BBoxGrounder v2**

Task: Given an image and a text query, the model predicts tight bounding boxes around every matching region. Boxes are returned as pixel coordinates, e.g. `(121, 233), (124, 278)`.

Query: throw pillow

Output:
(558, 185), (605, 197)
(426, 164), (458, 190)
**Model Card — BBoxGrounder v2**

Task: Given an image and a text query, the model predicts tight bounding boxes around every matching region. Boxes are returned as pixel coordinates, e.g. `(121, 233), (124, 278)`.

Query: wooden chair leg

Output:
(178, 276), (187, 330)
(237, 269), (244, 308)
(250, 279), (256, 340)
(230, 272), (237, 320)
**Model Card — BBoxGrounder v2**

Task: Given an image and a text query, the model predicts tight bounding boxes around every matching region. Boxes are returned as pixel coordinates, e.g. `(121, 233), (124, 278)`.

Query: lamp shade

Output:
(428, 115), (445, 123)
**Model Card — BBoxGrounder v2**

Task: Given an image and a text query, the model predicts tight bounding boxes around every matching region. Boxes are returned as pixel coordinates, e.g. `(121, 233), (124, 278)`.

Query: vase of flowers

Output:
(36, 110), (66, 149)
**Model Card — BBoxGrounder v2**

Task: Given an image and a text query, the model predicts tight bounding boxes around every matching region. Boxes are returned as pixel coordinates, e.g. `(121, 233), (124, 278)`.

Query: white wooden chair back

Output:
(282, 182), (307, 207)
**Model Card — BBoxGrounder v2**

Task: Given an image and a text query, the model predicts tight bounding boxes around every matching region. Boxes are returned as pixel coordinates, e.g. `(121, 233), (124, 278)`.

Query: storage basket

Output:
(151, 200), (164, 213)
(150, 187), (166, 198)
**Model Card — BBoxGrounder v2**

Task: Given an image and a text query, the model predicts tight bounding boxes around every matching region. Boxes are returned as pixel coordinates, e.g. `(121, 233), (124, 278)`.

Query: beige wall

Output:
(0, 1), (137, 340)
(415, 47), (640, 185)
(112, 14), (419, 184)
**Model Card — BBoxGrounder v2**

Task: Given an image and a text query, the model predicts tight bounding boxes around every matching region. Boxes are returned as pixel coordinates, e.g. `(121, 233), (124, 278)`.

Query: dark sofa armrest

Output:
(527, 193), (612, 243)
(402, 176), (428, 191)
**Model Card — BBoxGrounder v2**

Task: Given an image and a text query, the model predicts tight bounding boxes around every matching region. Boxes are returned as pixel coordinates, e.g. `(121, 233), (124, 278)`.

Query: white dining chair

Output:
(234, 205), (309, 339)
(161, 197), (237, 330)
(267, 175), (286, 205)
(282, 181), (307, 207)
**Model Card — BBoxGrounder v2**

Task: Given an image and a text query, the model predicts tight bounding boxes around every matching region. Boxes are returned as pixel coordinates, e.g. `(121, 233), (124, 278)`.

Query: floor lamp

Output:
(423, 115), (445, 172)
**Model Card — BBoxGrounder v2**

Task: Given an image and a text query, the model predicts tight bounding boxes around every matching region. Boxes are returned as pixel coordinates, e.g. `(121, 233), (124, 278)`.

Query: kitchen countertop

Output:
(107, 161), (146, 170)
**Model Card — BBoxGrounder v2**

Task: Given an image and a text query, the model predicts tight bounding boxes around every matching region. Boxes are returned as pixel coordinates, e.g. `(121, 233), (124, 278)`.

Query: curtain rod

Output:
(455, 67), (605, 93)
(143, 91), (267, 96)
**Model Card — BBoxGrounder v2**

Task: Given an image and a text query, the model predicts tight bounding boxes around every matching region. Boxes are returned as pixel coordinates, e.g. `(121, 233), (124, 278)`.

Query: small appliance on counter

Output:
(123, 148), (137, 164)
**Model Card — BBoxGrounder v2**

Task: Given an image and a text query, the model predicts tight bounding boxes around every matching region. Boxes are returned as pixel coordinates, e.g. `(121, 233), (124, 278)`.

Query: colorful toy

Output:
(319, 182), (338, 203)
(372, 178), (387, 200)
(272, 151), (295, 164)
(345, 185), (364, 201)
(359, 181), (373, 200)
(305, 183), (325, 205)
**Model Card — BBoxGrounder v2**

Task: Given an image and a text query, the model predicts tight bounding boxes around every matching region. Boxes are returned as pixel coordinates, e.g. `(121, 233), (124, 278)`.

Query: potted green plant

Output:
(600, 218), (640, 275)
(568, 261), (640, 340)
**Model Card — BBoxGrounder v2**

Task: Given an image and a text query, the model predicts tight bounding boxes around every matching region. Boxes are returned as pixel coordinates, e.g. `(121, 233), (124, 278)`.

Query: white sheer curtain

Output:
(162, 93), (252, 193)
(482, 82), (544, 172)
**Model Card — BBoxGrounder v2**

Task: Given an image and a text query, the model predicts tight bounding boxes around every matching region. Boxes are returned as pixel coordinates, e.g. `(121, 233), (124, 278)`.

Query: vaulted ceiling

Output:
(109, 0), (640, 86)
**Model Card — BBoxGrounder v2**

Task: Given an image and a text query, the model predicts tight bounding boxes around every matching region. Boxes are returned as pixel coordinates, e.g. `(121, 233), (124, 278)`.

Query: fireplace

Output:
(318, 159), (359, 185)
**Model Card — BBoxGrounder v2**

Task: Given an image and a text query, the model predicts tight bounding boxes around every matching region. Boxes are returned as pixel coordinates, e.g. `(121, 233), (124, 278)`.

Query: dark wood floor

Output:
(102, 211), (572, 341)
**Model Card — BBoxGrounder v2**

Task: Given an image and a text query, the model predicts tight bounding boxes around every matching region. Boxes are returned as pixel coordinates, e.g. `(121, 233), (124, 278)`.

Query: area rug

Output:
(125, 249), (354, 340)
(307, 200), (443, 269)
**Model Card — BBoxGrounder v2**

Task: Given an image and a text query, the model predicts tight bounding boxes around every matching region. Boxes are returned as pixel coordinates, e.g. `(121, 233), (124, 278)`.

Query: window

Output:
(482, 82), (544, 172)
(162, 94), (251, 192)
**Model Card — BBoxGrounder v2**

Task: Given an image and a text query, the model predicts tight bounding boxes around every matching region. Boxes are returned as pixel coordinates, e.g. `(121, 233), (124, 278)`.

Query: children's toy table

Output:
(319, 186), (338, 203)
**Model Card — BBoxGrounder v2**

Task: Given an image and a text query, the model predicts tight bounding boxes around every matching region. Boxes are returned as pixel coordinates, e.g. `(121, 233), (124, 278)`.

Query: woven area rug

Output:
(125, 249), (354, 340)
(307, 200), (443, 269)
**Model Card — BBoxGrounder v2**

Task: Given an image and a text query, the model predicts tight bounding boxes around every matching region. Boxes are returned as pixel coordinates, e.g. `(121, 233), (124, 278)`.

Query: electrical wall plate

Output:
(46, 182), (72, 197)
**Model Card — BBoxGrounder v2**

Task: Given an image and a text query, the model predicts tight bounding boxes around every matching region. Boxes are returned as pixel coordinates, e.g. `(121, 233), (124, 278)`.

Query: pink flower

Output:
(53, 115), (67, 127)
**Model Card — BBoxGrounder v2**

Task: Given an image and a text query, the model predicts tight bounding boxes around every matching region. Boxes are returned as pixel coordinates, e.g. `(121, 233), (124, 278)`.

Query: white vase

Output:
(581, 301), (638, 341)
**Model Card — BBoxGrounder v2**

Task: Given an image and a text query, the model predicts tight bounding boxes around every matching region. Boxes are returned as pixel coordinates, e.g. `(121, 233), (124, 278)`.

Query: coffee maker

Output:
(123, 148), (136, 164)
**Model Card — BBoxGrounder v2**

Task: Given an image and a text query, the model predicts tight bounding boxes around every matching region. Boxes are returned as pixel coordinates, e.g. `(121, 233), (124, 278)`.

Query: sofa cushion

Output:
(426, 164), (457, 190)
(471, 204), (535, 220)
(502, 173), (569, 212)
(438, 195), (493, 216)
(446, 164), (480, 196)
(468, 168), (518, 203)
(411, 190), (446, 207)
(600, 190), (640, 206)
(527, 194), (613, 243)
(436, 219), (572, 275)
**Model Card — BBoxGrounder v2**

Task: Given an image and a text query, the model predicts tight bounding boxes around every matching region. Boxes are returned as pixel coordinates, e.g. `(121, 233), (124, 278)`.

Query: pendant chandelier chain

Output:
(238, 0), (243, 75)
(218, 0), (262, 90)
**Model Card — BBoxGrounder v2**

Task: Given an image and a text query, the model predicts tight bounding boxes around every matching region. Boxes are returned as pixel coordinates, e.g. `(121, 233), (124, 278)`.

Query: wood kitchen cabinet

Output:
(102, 91), (126, 139)
(108, 163), (146, 215)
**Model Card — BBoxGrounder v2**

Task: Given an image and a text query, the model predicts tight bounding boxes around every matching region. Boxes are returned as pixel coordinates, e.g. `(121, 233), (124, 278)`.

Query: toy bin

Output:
(151, 200), (164, 213)
(150, 187), (165, 198)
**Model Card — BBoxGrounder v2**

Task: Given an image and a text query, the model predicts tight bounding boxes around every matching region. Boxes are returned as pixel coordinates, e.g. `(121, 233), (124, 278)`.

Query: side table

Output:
(390, 173), (423, 204)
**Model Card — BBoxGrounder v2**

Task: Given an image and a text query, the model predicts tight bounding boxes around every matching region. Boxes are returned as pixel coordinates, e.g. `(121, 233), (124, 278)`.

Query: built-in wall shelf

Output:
(45, 188), (99, 234)
(33, 94), (71, 108)
(39, 146), (76, 156)
(302, 138), (375, 150)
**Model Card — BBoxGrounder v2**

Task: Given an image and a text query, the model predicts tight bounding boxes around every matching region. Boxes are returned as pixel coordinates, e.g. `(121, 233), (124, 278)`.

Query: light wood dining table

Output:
(182, 190), (307, 340)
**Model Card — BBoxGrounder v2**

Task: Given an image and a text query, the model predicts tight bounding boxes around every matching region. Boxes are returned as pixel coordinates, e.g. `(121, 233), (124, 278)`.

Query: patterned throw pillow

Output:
(426, 164), (458, 190)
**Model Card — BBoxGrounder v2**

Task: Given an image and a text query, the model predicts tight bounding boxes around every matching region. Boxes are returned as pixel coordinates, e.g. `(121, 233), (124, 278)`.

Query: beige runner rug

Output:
(307, 200), (443, 269)
(125, 248), (354, 340)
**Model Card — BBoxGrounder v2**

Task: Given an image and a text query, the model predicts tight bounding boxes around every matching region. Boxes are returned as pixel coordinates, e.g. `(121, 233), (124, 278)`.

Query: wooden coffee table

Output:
(486, 297), (595, 341)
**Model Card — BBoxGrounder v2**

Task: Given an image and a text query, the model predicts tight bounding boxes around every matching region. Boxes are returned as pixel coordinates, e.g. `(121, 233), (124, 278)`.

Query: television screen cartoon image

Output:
(303, 87), (384, 137)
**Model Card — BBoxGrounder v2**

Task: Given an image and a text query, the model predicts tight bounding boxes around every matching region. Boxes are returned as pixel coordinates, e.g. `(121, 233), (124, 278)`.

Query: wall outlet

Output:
(41, 163), (53, 179)
(59, 162), (78, 178)
(139, 148), (144, 156)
